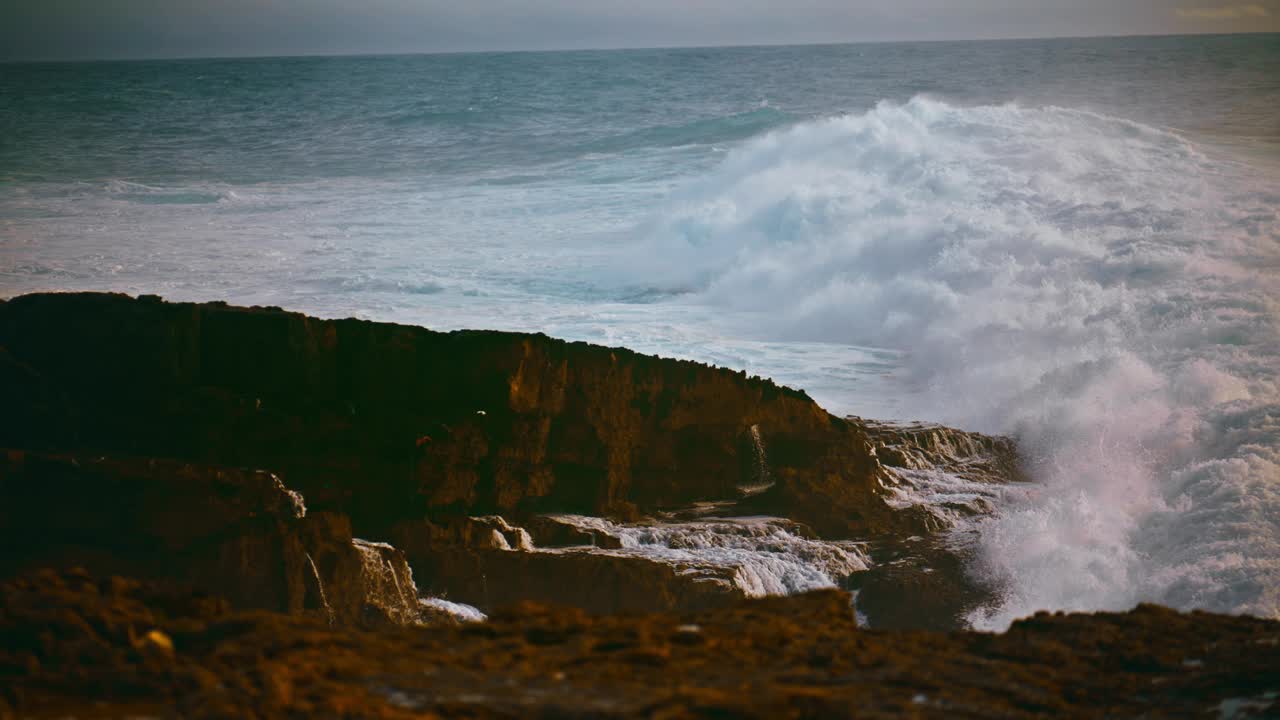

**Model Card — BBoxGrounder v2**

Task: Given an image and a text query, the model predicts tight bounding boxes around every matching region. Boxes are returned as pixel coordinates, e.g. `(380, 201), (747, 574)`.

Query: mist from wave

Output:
(619, 96), (1280, 628)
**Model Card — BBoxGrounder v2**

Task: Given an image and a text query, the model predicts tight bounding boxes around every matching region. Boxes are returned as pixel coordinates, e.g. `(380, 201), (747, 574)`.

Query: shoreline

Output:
(1, 291), (1275, 717)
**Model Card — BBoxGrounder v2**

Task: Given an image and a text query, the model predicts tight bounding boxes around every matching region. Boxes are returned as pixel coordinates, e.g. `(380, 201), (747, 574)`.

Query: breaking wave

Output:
(581, 106), (794, 155)
(625, 97), (1280, 628)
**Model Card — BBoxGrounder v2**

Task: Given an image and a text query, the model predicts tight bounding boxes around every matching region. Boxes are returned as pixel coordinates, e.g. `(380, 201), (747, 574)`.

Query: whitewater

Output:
(2, 35), (1278, 628)
(625, 96), (1280, 627)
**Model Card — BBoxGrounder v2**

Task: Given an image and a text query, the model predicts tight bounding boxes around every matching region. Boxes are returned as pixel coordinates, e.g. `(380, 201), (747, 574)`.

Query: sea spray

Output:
(737, 424), (774, 495)
(349, 539), (488, 625)
(304, 552), (335, 626)
(625, 97), (1280, 627)
(546, 515), (870, 596)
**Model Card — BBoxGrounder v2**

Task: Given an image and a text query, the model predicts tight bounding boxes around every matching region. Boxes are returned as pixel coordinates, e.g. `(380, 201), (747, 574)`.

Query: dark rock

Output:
(0, 292), (1026, 630)
(737, 423), (918, 538)
(0, 450), (435, 628)
(524, 514), (625, 548)
(0, 292), (963, 542)
(408, 547), (745, 615)
(390, 514), (535, 553)
(851, 536), (991, 631)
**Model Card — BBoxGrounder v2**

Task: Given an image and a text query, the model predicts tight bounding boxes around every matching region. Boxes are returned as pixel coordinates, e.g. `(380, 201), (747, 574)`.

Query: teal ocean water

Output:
(2, 34), (1279, 627)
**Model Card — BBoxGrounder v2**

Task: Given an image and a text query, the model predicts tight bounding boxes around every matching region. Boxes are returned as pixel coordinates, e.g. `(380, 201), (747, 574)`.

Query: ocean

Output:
(2, 33), (1278, 628)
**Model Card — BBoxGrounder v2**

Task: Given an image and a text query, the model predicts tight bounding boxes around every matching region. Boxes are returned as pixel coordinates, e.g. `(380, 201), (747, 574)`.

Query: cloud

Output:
(1175, 4), (1270, 19)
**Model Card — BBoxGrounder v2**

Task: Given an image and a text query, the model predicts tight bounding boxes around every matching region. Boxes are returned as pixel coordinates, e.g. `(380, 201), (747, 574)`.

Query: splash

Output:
(625, 97), (1280, 627)
(737, 424), (774, 496)
(304, 552), (335, 626)
(419, 597), (487, 624)
(547, 515), (869, 597)
(352, 538), (427, 626)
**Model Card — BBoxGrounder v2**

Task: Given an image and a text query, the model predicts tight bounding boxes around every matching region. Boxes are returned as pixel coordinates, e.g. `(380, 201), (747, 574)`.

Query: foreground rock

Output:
(3, 569), (1277, 719)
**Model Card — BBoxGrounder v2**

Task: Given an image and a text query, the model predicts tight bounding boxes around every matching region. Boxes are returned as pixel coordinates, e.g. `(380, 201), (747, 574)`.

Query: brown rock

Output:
(390, 514), (535, 553)
(409, 546), (745, 615)
(4, 568), (1277, 719)
(0, 292), (1028, 630)
(0, 450), (435, 629)
(524, 514), (625, 548)
(0, 292), (966, 542)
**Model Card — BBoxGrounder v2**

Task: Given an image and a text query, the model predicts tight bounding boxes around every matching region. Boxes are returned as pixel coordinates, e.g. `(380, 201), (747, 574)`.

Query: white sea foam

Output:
(419, 597), (487, 623)
(622, 97), (1280, 628)
(882, 466), (1012, 524)
(547, 515), (869, 596)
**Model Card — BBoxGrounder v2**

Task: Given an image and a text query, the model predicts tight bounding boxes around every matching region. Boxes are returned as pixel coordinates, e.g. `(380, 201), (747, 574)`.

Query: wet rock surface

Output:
(2, 569), (1277, 719)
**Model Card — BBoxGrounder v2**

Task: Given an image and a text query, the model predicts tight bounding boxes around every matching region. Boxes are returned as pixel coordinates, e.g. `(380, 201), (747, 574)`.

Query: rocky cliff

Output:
(0, 293), (882, 532)
(0, 292), (1020, 627)
(0, 293), (1019, 538)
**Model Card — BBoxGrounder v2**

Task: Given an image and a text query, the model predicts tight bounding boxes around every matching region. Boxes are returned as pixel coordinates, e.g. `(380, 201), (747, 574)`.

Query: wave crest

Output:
(583, 106), (793, 155)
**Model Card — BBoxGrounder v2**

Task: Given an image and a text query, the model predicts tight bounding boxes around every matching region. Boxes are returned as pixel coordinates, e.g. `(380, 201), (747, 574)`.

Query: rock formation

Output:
(0, 291), (1272, 716)
(0, 450), (448, 629)
(0, 292), (1025, 625)
(0, 292), (909, 539)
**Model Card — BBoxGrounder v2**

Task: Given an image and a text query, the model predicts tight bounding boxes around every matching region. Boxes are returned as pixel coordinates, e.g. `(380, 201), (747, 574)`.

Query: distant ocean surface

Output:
(3, 34), (1278, 628)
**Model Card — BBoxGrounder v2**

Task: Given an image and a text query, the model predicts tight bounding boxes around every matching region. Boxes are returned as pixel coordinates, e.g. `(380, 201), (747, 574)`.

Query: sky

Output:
(2, 0), (1278, 61)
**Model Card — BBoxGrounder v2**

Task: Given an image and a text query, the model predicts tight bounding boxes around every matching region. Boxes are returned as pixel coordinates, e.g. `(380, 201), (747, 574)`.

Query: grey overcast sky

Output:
(2, 1), (1278, 61)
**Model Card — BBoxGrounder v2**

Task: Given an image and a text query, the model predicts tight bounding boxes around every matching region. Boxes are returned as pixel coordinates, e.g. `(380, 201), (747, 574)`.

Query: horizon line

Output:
(2, 29), (1275, 65)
